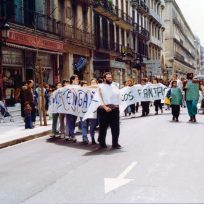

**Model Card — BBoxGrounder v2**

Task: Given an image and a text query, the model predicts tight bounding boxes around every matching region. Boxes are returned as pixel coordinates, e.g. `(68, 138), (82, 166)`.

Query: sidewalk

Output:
(0, 117), (52, 149)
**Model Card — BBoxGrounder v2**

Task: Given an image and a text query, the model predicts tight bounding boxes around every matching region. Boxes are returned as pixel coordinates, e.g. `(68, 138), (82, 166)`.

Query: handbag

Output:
(164, 96), (171, 105)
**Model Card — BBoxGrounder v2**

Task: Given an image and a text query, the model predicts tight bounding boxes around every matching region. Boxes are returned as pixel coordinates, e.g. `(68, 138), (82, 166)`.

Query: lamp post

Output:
(133, 55), (143, 84)
(0, 22), (10, 100)
(149, 71), (152, 82)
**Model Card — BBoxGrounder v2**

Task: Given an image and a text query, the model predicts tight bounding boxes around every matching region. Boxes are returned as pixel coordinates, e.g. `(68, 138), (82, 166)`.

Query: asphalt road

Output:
(1, 108), (204, 203)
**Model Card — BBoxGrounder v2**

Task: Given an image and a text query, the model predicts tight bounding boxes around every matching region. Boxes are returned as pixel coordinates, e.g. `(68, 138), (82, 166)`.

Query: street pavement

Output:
(0, 108), (204, 203)
(0, 116), (51, 148)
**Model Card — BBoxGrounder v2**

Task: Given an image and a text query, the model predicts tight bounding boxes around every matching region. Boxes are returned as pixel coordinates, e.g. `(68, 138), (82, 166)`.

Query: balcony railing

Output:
(71, 0), (92, 5)
(96, 37), (133, 55)
(93, 0), (118, 21)
(174, 52), (196, 69)
(7, 8), (94, 47)
(117, 8), (133, 26)
(149, 9), (164, 27)
(133, 23), (150, 40)
(173, 37), (196, 59)
(8, 10), (63, 36)
(175, 52), (185, 62)
(62, 23), (95, 46)
(150, 36), (162, 48)
(93, 0), (132, 26)
(131, 0), (149, 14)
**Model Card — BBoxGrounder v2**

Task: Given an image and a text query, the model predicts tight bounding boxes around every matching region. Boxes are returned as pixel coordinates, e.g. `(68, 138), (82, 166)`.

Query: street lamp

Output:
(0, 22), (10, 100)
(133, 55), (143, 83)
(149, 71), (152, 82)
(1, 23), (10, 38)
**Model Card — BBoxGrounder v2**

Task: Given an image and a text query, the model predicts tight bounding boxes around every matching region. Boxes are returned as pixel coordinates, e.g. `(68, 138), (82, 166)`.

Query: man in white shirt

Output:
(97, 72), (121, 149)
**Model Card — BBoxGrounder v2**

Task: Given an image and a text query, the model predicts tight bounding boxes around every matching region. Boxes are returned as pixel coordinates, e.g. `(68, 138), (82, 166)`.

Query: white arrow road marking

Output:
(104, 162), (137, 194)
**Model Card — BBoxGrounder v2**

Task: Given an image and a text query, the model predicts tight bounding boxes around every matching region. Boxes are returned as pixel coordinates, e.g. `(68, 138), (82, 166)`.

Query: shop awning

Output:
(5, 42), (63, 55)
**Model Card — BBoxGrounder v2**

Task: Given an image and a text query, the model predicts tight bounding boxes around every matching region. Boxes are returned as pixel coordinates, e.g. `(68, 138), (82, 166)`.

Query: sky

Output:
(175, 0), (204, 45)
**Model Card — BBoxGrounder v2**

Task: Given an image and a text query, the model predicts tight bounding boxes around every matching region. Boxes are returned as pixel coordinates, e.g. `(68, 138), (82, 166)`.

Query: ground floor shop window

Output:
(3, 68), (22, 106)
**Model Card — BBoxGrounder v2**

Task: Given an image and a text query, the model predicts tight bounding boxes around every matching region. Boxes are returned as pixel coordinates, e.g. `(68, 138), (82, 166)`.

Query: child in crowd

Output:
(24, 101), (32, 129)
(168, 80), (182, 122)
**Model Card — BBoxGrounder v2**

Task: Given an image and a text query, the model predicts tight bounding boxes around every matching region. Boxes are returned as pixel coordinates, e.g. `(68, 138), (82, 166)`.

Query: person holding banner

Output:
(88, 78), (99, 144)
(65, 75), (80, 142)
(50, 82), (62, 137)
(97, 72), (121, 149)
(59, 79), (70, 139)
(124, 79), (136, 117)
(79, 80), (89, 144)
(153, 78), (163, 115)
(141, 78), (150, 117)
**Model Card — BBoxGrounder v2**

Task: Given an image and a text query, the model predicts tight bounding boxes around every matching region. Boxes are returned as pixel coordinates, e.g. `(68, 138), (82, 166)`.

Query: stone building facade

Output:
(164, 0), (196, 78)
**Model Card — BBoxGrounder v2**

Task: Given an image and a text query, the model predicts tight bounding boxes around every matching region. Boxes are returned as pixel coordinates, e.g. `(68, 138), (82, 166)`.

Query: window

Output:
(66, 7), (72, 19)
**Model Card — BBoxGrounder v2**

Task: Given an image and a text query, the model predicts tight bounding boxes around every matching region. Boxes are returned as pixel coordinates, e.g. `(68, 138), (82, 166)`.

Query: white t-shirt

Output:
(98, 83), (120, 105)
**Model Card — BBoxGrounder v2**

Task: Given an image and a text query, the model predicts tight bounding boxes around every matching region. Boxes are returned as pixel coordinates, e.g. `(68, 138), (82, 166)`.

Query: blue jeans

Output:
(88, 119), (97, 138)
(80, 118), (88, 141)
(25, 113), (32, 129)
(66, 114), (77, 137)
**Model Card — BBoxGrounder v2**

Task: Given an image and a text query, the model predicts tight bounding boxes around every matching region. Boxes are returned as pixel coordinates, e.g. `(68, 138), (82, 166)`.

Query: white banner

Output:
(48, 86), (96, 117)
(48, 83), (167, 119)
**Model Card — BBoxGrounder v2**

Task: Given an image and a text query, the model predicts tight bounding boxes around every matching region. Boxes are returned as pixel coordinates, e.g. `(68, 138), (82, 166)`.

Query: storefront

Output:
(2, 47), (23, 105)
(1, 29), (64, 105)
(93, 58), (126, 84)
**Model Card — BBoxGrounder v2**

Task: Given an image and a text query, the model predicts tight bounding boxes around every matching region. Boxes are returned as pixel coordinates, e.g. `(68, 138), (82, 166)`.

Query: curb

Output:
(0, 130), (51, 149)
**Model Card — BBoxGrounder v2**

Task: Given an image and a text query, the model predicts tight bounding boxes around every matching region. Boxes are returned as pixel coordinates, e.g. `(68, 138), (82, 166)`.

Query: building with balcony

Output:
(194, 37), (201, 76)
(131, 0), (150, 82)
(0, 0), (64, 103)
(145, 0), (165, 79)
(93, 0), (134, 84)
(164, 0), (196, 78)
(0, 0), (95, 103)
(200, 46), (204, 75)
(62, 0), (95, 81)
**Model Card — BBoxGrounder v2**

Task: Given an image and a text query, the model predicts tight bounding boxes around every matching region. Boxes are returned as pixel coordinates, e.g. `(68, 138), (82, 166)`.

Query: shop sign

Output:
(110, 60), (126, 69)
(145, 60), (161, 76)
(8, 30), (64, 52)
(75, 57), (87, 71)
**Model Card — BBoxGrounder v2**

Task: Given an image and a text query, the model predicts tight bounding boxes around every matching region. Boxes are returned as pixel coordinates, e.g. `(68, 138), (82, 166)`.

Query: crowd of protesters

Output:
(19, 80), (52, 129)
(18, 72), (203, 148)
(49, 73), (121, 149)
(123, 73), (202, 123)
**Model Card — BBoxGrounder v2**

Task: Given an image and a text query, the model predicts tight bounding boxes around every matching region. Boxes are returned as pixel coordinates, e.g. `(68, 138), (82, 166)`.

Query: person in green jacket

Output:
(185, 73), (199, 122)
(168, 80), (182, 122)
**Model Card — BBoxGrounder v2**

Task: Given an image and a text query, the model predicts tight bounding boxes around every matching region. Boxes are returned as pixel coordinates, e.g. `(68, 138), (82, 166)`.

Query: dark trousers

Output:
(98, 108), (120, 146)
(25, 113), (32, 129)
(154, 100), (162, 112)
(130, 104), (136, 114)
(31, 104), (36, 123)
(135, 102), (139, 112)
(141, 101), (150, 116)
(52, 113), (59, 134)
(171, 105), (180, 118)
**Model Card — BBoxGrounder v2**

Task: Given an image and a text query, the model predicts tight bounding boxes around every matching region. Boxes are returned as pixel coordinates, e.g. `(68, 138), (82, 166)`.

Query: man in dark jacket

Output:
(24, 80), (36, 127)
